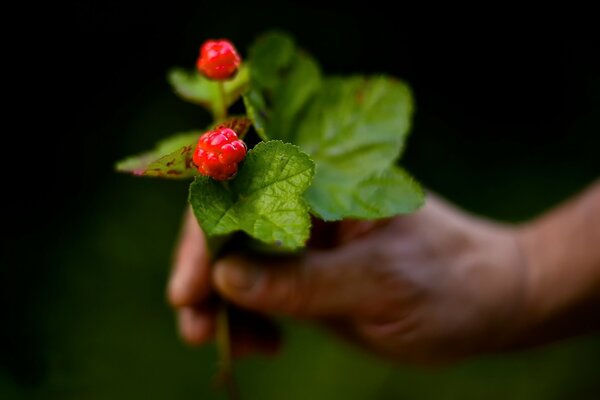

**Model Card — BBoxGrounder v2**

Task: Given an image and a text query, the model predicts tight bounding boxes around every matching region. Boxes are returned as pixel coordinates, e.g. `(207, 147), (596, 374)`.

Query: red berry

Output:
(192, 128), (247, 180)
(196, 39), (241, 81)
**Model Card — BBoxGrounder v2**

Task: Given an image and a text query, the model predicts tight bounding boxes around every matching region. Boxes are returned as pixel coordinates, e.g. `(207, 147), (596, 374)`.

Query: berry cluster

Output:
(196, 39), (241, 80)
(192, 127), (247, 181)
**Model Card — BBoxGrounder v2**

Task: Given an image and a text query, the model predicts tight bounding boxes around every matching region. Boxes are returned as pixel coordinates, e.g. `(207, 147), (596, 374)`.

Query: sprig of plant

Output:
(116, 31), (424, 399)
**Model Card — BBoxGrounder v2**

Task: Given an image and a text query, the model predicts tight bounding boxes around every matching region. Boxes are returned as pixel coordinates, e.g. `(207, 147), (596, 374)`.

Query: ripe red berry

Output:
(196, 39), (241, 81)
(192, 128), (247, 180)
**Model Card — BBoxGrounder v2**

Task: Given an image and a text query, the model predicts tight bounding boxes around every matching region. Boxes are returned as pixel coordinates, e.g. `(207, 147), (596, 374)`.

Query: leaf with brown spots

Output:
(116, 117), (252, 179)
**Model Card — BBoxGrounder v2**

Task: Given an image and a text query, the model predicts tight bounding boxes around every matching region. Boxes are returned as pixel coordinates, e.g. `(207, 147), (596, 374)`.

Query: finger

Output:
(168, 207), (211, 307)
(212, 247), (370, 317)
(178, 306), (215, 346)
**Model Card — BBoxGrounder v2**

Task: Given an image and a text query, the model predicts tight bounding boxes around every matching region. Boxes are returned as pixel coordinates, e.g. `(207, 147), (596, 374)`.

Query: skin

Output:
(167, 181), (600, 364)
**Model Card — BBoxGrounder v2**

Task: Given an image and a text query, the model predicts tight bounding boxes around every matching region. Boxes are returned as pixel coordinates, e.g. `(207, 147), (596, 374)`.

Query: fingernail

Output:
(220, 261), (261, 292)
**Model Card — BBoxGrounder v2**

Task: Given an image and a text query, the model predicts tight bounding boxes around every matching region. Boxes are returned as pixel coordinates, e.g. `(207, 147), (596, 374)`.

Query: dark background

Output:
(3, 2), (599, 399)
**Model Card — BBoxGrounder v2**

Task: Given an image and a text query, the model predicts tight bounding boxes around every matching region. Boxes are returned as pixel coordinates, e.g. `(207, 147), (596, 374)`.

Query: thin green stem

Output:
(207, 80), (237, 399)
(216, 301), (240, 400)
(207, 197), (237, 399)
(214, 81), (228, 121)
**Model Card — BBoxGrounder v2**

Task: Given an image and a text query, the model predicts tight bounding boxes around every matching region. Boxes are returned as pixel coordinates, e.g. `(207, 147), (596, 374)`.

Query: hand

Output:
(167, 194), (527, 364)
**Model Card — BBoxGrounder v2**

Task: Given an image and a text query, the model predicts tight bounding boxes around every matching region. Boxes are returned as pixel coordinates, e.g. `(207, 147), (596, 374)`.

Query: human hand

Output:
(167, 195), (526, 364)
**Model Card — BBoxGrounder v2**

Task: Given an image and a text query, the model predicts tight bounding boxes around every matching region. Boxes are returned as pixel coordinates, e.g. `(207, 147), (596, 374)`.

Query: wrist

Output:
(511, 215), (600, 348)
(513, 222), (553, 337)
(468, 222), (529, 354)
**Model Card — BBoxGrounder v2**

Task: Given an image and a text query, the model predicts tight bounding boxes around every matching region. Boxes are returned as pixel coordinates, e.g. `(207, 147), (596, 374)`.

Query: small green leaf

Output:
(189, 141), (315, 249)
(242, 89), (269, 141)
(246, 32), (322, 141)
(306, 166), (424, 220)
(248, 32), (295, 91)
(168, 65), (249, 119)
(116, 116), (252, 179)
(116, 130), (200, 178)
(268, 53), (322, 141)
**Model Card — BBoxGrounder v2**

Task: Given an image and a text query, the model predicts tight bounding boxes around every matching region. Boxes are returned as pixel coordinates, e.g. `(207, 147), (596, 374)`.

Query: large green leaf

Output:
(306, 166), (424, 220)
(295, 76), (413, 176)
(244, 32), (322, 141)
(168, 65), (249, 119)
(116, 116), (251, 179)
(189, 141), (315, 249)
(293, 76), (422, 220)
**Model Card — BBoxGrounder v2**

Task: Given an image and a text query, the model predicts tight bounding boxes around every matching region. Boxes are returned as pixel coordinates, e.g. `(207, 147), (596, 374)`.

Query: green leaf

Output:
(167, 64), (249, 119)
(306, 166), (424, 220)
(295, 76), (413, 176)
(293, 76), (420, 220)
(246, 31), (322, 141)
(248, 32), (295, 91)
(242, 89), (269, 141)
(116, 131), (200, 178)
(116, 116), (252, 179)
(189, 141), (315, 249)
(268, 53), (322, 142)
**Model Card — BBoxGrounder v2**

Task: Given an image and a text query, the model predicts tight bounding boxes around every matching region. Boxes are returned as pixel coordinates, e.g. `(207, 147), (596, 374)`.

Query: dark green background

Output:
(3, 3), (599, 399)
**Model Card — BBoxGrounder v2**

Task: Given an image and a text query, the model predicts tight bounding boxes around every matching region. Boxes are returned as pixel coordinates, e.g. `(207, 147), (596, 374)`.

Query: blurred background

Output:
(3, 2), (599, 399)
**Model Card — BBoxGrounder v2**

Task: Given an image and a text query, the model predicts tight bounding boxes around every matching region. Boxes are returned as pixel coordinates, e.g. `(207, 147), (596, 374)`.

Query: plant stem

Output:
(215, 81), (228, 121)
(216, 301), (240, 400)
(210, 82), (237, 399)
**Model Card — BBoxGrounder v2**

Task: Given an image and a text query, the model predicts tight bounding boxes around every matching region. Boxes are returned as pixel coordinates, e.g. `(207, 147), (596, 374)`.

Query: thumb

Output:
(212, 250), (363, 317)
